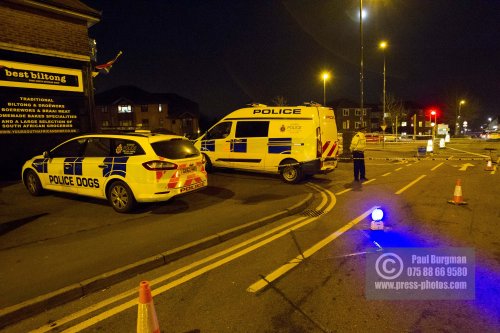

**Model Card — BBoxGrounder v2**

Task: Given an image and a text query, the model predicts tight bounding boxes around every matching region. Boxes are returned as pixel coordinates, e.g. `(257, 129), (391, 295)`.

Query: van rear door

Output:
(317, 107), (338, 170)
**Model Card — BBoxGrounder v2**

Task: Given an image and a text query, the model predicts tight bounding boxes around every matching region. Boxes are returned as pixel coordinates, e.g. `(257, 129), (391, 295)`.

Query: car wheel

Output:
(24, 170), (44, 196)
(203, 153), (213, 173)
(280, 159), (303, 184)
(108, 181), (136, 213)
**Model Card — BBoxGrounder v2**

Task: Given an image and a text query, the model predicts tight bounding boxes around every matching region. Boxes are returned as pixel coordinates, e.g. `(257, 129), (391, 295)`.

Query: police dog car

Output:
(22, 132), (207, 213)
(194, 103), (339, 183)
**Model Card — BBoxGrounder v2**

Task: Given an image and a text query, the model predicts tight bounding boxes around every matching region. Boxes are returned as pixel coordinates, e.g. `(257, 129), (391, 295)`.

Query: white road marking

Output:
(395, 175), (427, 195)
(431, 162), (444, 171)
(33, 184), (335, 332)
(247, 207), (377, 293)
(447, 147), (489, 158)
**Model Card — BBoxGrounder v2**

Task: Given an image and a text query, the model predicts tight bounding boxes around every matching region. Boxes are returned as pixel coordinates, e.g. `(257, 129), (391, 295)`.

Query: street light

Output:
(379, 40), (388, 123)
(455, 99), (465, 136)
(359, 0), (365, 127)
(321, 72), (330, 106)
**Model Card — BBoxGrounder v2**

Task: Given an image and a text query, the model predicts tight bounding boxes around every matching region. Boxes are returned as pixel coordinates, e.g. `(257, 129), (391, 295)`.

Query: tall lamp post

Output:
(379, 40), (388, 123)
(321, 72), (330, 106)
(455, 100), (465, 136)
(359, 0), (364, 127)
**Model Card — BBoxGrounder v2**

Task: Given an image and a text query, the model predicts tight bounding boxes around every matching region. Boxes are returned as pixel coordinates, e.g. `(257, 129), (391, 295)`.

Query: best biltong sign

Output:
(0, 60), (83, 135)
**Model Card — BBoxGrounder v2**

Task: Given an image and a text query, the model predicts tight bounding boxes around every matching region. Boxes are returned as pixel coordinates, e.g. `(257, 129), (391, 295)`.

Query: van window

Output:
(235, 121), (269, 138)
(206, 122), (232, 139)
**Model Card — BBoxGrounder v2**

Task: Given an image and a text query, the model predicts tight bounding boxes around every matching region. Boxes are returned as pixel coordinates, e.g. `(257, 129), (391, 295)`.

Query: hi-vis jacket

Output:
(350, 131), (367, 152)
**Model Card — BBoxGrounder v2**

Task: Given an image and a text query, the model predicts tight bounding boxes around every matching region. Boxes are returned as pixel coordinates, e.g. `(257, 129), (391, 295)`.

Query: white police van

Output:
(194, 103), (339, 183)
(21, 132), (207, 213)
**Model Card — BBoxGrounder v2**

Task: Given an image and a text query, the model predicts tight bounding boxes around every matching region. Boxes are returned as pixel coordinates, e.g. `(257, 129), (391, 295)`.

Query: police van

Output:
(21, 132), (207, 213)
(194, 103), (339, 183)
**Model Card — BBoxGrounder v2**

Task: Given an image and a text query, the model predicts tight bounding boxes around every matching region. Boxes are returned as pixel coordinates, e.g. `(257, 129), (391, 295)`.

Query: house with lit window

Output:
(332, 99), (375, 132)
(94, 85), (200, 138)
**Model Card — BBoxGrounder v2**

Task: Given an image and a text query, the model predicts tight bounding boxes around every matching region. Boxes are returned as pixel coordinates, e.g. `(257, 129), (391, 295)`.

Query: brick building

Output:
(94, 85), (200, 138)
(0, 0), (100, 179)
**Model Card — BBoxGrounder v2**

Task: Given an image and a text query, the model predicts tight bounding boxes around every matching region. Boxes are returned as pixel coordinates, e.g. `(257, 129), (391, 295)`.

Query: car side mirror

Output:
(43, 151), (51, 158)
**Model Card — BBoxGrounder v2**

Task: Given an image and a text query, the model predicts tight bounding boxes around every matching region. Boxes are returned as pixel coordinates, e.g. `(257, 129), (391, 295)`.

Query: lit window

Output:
(355, 109), (361, 116)
(118, 105), (132, 113)
(159, 104), (162, 112)
(343, 109), (349, 116)
(102, 120), (109, 127)
(355, 122), (361, 129)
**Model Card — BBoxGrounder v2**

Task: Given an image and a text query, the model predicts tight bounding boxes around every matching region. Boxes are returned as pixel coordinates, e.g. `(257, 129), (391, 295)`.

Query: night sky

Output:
(82, 1), (500, 126)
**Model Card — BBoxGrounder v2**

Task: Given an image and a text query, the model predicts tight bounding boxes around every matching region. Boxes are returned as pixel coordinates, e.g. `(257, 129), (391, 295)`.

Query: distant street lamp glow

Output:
(321, 71), (330, 106)
(379, 40), (388, 130)
(455, 99), (466, 136)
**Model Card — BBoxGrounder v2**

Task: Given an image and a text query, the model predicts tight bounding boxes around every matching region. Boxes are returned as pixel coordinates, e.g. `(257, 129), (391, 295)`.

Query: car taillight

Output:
(142, 160), (178, 171)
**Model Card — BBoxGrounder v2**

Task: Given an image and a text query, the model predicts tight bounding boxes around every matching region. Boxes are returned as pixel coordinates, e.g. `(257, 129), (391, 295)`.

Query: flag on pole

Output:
(93, 51), (123, 77)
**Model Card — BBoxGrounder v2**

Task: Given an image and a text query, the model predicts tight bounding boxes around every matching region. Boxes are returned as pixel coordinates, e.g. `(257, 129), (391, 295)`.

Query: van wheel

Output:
(280, 159), (303, 184)
(108, 181), (136, 213)
(203, 154), (213, 173)
(24, 170), (44, 196)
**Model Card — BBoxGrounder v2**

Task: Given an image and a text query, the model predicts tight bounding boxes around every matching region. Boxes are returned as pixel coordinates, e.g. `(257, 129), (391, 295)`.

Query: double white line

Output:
(33, 183), (335, 332)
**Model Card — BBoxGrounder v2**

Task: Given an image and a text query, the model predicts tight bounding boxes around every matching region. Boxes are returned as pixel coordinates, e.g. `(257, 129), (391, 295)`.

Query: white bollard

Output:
(426, 139), (433, 153)
(445, 134), (450, 143)
(439, 138), (445, 148)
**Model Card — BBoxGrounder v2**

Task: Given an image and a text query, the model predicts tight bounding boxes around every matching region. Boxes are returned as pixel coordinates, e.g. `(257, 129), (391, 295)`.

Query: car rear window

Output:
(151, 139), (200, 160)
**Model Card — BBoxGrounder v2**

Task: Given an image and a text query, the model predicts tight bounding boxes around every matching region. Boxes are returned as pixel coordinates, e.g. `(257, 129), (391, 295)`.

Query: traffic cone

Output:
(485, 159), (494, 171)
(447, 179), (467, 205)
(137, 281), (160, 333)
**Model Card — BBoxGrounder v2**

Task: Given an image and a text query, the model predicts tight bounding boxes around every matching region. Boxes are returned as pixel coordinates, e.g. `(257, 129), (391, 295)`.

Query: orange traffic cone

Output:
(447, 179), (467, 205)
(485, 159), (494, 171)
(137, 281), (160, 333)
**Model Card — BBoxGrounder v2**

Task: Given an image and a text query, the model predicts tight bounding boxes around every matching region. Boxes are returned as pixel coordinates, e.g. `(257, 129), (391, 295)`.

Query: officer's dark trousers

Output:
(352, 150), (365, 180)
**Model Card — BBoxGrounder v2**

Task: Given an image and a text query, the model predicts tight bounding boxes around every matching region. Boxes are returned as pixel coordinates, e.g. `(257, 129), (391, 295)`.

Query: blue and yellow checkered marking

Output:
(32, 158), (49, 173)
(268, 138), (291, 154)
(64, 157), (84, 175)
(201, 140), (215, 152)
(231, 139), (247, 153)
(102, 157), (129, 177)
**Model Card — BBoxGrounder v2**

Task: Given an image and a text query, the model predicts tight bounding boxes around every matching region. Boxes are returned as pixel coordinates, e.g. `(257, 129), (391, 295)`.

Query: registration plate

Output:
(180, 165), (197, 174)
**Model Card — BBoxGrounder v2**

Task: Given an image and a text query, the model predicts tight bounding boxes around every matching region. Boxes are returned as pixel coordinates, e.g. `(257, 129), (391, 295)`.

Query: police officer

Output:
(350, 127), (367, 182)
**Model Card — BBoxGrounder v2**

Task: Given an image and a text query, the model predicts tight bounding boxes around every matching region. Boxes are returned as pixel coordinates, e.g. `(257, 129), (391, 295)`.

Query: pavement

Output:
(0, 179), (314, 328)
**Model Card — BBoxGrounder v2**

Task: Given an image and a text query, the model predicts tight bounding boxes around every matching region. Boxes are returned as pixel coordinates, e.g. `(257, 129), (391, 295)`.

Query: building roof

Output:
(95, 85), (199, 117)
(4, 0), (101, 26)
